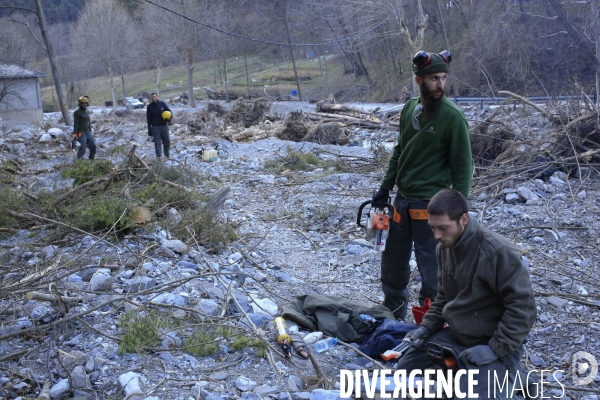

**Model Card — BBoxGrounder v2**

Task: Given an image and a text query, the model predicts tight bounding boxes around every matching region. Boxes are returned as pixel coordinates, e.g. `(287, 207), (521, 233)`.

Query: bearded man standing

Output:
(371, 50), (472, 319)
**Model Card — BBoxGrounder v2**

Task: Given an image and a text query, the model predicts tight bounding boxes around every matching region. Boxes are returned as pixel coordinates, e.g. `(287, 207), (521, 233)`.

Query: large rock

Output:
(235, 376), (257, 391)
(151, 292), (188, 307)
(162, 239), (187, 254)
(517, 186), (539, 202)
(118, 371), (145, 400)
(89, 269), (114, 292)
(195, 299), (222, 317)
(71, 365), (90, 389)
(50, 379), (70, 398)
(123, 276), (157, 293)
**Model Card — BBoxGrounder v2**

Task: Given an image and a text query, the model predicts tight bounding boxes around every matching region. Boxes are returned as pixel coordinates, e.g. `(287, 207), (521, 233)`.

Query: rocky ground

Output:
(0, 99), (599, 400)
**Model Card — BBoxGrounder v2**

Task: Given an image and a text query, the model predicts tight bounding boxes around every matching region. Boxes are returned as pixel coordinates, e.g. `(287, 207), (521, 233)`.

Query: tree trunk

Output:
(591, 0), (600, 105)
(156, 61), (162, 98)
(33, 0), (71, 125)
(108, 65), (116, 109)
(396, 0), (428, 96)
(223, 58), (229, 101)
(186, 57), (196, 108)
(244, 55), (250, 99)
(282, 2), (302, 100)
(545, 0), (597, 58)
(354, 50), (373, 86)
(436, 0), (458, 97)
(121, 75), (126, 99)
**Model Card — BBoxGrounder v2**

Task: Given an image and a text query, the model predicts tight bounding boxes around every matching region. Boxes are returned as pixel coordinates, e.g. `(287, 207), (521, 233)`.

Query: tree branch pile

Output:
(468, 91), (600, 191)
(223, 97), (272, 128)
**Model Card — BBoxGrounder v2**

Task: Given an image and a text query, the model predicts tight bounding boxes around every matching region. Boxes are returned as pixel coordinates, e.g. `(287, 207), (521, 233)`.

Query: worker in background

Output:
(72, 95), (96, 160)
(371, 50), (472, 320)
(146, 92), (172, 160)
(399, 188), (537, 399)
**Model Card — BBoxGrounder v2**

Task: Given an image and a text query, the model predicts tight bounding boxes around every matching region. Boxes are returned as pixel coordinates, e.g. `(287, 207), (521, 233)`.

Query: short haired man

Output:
(372, 50), (472, 319)
(398, 188), (537, 399)
(146, 93), (172, 159)
(72, 95), (96, 160)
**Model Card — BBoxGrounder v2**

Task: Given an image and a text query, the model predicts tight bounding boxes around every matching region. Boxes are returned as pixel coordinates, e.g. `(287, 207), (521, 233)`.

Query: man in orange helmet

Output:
(72, 95), (96, 160)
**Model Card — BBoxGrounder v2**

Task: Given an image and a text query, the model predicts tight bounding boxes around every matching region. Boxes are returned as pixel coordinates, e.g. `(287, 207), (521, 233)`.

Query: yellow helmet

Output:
(78, 95), (89, 105)
(162, 110), (172, 121)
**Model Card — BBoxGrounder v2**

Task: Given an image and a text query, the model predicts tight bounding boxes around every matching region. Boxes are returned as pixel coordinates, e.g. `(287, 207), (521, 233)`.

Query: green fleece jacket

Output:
(381, 97), (472, 198)
(73, 107), (91, 134)
(420, 219), (537, 357)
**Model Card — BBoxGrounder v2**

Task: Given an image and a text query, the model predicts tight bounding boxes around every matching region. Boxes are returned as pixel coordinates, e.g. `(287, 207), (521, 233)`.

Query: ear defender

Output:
(412, 51), (431, 69)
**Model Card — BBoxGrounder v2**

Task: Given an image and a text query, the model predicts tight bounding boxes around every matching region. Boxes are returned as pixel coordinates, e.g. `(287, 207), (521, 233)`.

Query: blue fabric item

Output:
(359, 319), (418, 358)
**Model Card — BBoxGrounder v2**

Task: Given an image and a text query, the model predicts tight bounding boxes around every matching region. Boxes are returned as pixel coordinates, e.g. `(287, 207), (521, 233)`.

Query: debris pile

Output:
(223, 97), (272, 128)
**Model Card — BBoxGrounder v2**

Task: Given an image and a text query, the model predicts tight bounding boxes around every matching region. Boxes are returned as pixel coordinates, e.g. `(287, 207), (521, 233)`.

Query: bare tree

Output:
(70, 0), (137, 108)
(0, 79), (28, 108)
(163, 0), (212, 108)
(0, 0), (72, 125)
(140, 2), (178, 98)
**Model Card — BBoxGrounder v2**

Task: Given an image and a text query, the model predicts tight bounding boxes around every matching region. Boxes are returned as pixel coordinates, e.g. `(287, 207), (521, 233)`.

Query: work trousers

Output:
(77, 132), (96, 160)
(396, 328), (527, 400)
(380, 196), (438, 319)
(151, 125), (170, 158)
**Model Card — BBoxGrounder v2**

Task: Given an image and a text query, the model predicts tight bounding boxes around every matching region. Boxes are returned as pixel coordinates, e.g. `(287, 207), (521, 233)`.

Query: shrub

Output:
(118, 310), (179, 354)
(61, 159), (114, 186)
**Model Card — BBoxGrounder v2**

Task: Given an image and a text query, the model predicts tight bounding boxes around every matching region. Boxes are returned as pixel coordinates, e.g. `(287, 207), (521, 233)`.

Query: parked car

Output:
(125, 98), (144, 109)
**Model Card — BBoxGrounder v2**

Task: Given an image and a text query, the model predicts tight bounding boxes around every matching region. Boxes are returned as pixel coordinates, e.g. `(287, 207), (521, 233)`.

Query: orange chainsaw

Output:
(357, 200), (394, 251)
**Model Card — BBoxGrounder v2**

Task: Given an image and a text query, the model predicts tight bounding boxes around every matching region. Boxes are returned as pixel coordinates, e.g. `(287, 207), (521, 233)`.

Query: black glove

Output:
(459, 345), (498, 366)
(404, 326), (430, 348)
(372, 188), (390, 207)
(148, 128), (153, 136)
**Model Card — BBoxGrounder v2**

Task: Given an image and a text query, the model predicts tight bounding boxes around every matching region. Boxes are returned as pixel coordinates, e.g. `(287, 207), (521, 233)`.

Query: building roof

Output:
(0, 62), (45, 78)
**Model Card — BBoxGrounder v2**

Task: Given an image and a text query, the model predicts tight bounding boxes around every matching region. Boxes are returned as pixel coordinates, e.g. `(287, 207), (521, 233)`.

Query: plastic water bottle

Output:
(314, 337), (338, 353)
(360, 314), (377, 323)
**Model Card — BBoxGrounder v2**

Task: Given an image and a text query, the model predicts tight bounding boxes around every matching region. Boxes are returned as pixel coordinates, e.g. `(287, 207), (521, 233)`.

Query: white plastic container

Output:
(202, 148), (218, 162)
(302, 331), (323, 344)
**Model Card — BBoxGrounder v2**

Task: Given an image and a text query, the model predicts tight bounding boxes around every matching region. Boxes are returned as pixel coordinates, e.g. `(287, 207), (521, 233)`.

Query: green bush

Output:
(264, 147), (324, 173)
(70, 195), (135, 231)
(231, 335), (268, 358)
(118, 310), (179, 354)
(184, 329), (219, 356)
(172, 208), (238, 248)
(61, 159), (114, 186)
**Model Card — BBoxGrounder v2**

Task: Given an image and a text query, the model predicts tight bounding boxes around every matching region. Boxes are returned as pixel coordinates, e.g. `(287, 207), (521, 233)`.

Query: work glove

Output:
(372, 188), (390, 207)
(459, 345), (498, 366)
(148, 128), (152, 136)
(403, 326), (430, 348)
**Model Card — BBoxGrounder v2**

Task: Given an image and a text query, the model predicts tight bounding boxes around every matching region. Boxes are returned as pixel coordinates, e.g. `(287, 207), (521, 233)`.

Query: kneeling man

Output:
(399, 188), (537, 399)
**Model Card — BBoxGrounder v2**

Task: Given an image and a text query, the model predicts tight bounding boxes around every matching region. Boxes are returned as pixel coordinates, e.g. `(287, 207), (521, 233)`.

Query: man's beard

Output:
(420, 82), (444, 120)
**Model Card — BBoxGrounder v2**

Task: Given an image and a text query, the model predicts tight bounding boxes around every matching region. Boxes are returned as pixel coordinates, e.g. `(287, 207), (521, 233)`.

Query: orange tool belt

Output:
(391, 206), (429, 223)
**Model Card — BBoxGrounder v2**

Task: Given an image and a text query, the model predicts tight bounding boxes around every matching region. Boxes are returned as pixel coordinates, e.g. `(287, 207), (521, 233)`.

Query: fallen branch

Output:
(498, 91), (554, 120)
(26, 291), (85, 303)
(52, 176), (111, 206)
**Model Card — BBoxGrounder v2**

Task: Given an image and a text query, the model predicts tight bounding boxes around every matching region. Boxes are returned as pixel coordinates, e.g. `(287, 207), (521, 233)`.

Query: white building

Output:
(0, 62), (45, 127)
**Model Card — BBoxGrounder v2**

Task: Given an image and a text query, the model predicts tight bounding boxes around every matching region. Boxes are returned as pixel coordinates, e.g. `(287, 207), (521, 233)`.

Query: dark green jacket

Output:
(381, 97), (472, 198)
(420, 219), (537, 357)
(282, 294), (395, 343)
(73, 107), (91, 134)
